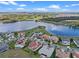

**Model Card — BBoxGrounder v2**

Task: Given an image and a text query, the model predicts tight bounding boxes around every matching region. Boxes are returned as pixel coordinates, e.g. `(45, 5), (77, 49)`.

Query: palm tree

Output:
(70, 38), (73, 43)
(58, 37), (62, 42)
(70, 53), (73, 58)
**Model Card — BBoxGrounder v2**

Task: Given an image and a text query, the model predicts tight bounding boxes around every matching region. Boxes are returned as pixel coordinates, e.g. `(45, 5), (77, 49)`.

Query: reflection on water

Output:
(0, 21), (79, 37)
(0, 21), (39, 33)
(47, 25), (79, 37)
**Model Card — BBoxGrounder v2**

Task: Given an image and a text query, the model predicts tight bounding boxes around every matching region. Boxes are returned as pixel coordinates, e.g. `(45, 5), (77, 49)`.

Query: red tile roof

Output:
(40, 34), (49, 39)
(28, 41), (42, 51)
(17, 40), (24, 44)
(18, 32), (25, 36)
(74, 52), (79, 58)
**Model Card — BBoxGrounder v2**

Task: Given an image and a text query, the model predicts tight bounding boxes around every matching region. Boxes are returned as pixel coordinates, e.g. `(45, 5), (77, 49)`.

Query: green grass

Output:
(0, 49), (40, 58)
(8, 40), (16, 49)
(55, 42), (64, 46)
(23, 47), (40, 58)
(25, 26), (52, 37)
(70, 42), (77, 48)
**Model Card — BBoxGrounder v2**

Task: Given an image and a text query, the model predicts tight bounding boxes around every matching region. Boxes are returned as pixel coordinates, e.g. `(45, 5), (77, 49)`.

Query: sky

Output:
(0, 1), (79, 12)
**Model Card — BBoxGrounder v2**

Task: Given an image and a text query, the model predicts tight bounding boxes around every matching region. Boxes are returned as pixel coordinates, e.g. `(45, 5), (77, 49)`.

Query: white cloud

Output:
(0, 1), (18, 5)
(19, 4), (27, 7)
(33, 8), (48, 12)
(0, 1), (9, 5)
(61, 9), (79, 12)
(65, 4), (79, 8)
(48, 5), (60, 9)
(8, 1), (18, 5)
(16, 8), (26, 11)
(65, 5), (69, 7)
(71, 4), (79, 6)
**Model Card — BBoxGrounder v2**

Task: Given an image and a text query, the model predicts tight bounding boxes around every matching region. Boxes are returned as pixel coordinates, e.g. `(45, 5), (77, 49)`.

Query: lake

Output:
(0, 21), (79, 37)
(0, 21), (39, 33)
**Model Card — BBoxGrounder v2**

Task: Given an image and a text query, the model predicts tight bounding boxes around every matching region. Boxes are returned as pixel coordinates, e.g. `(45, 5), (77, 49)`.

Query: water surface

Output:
(0, 21), (79, 37)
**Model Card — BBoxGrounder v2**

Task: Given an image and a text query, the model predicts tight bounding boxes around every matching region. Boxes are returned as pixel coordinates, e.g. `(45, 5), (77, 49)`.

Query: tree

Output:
(70, 53), (73, 58)
(8, 41), (15, 49)
(58, 37), (62, 42)
(70, 38), (73, 43)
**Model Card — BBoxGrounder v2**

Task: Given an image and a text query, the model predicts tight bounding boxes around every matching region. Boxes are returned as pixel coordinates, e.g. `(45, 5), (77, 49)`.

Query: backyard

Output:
(0, 49), (40, 58)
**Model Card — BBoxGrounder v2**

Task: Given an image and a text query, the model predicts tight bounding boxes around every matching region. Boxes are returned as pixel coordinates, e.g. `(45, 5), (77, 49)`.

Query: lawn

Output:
(23, 47), (40, 58)
(8, 40), (16, 49)
(0, 49), (40, 58)
(25, 26), (52, 37)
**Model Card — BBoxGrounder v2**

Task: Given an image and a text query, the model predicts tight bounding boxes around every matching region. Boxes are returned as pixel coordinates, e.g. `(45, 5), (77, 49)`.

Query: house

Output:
(31, 32), (43, 39)
(15, 38), (26, 48)
(38, 45), (55, 58)
(72, 48), (79, 58)
(49, 36), (59, 43)
(0, 33), (9, 43)
(31, 33), (51, 44)
(18, 32), (25, 38)
(31, 33), (50, 43)
(40, 34), (50, 40)
(61, 39), (70, 45)
(55, 14), (79, 17)
(73, 40), (79, 47)
(5, 32), (15, 41)
(31, 33), (49, 40)
(28, 41), (42, 51)
(0, 36), (4, 43)
(0, 42), (8, 52)
(56, 46), (70, 58)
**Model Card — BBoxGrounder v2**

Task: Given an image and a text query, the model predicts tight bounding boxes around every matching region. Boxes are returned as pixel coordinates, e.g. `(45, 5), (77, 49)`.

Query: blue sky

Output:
(0, 1), (79, 12)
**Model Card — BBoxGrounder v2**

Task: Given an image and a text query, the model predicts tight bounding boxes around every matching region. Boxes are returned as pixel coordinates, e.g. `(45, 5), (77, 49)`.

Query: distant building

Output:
(55, 14), (79, 17)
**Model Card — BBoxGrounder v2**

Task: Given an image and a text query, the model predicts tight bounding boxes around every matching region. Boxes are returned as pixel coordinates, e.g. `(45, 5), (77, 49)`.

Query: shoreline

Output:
(0, 20), (79, 37)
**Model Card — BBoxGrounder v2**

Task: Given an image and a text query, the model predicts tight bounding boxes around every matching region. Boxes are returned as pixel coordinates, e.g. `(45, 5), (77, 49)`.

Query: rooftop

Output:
(28, 41), (42, 51)
(39, 45), (55, 57)
(56, 46), (70, 58)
